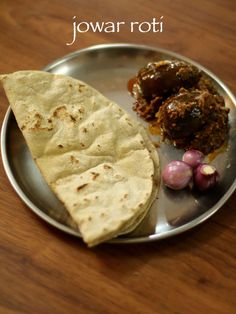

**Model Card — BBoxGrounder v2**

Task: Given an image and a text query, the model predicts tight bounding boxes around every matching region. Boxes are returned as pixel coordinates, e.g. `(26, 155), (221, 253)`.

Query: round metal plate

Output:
(1, 43), (236, 243)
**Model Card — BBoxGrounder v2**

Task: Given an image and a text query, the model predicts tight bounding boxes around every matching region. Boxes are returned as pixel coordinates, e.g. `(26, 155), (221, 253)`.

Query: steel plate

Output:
(1, 43), (236, 243)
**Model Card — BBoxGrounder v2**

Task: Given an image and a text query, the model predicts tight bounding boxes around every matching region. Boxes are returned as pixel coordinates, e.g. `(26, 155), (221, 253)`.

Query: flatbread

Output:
(0, 71), (159, 246)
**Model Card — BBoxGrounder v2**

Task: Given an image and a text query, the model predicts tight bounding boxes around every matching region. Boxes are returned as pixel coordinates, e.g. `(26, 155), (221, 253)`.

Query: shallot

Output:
(182, 149), (204, 168)
(194, 163), (220, 191)
(162, 160), (193, 190)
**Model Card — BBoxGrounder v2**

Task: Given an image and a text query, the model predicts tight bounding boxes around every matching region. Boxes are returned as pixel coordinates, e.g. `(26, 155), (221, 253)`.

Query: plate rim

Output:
(1, 43), (236, 244)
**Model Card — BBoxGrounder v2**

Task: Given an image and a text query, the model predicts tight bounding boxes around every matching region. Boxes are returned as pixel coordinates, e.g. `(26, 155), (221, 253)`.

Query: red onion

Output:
(194, 163), (220, 191)
(162, 160), (193, 190)
(182, 149), (204, 168)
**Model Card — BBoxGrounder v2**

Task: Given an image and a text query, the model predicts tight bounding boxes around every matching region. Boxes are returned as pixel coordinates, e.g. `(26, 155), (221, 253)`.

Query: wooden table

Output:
(0, 1), (235, 313)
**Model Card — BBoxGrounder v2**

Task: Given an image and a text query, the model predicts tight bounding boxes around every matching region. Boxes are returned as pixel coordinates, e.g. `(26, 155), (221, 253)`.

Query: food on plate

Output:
(157, 88), (229, 154)
(162, 150), (220, 191)
(193, 164), (220, 191)
(129, 60), (200, 120)
(129, 60), (230, 154)
(162, 160), (192, 190)
(182, 149), (204, 168)
(0, 71), (160, 247)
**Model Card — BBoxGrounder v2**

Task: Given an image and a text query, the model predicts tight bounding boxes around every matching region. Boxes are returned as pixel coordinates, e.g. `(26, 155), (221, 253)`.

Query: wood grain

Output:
(0, 0), (236, 313)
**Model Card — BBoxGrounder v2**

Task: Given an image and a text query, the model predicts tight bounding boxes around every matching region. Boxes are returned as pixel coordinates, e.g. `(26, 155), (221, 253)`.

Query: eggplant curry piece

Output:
(129, 60), (229, 154)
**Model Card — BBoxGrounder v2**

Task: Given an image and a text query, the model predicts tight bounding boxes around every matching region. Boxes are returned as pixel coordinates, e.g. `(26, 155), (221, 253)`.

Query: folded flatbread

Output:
(0, 71), (159, 246)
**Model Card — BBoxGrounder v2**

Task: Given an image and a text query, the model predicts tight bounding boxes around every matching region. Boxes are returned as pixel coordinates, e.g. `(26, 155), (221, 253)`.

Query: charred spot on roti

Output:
(29, 125), (53, 131)
(100, 212), (105, 217)
(91, 172), (99, 180)
(78, 107), (85, 114)
(82, 127), (88, 133)
(124, 194), (128, 199)
(78, 84), (85, 92)
(58, 144), (64, 148)
(70, 114), (76, 122)
(34, 121), (41, 129)
(125, 118), (133, 127)
(52, 105), (79, 124)
(30, 113), (43, 129)
(21, 125), (26, 130)
(70, 155), (79, 164)
(53, 105), (67, 117)
(103, 164), (112, 170)
(34, 113), (42, 119)
(88, 216), (92, 221)
(80, 143), (85, 147)
(76, 183), (88, 191)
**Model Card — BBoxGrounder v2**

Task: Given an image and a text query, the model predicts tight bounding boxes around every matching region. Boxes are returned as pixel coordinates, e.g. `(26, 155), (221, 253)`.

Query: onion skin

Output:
(194, 163), (220, 191)
(162, 161), (193, 190)
(182, 149), (204, 168)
